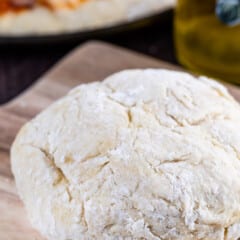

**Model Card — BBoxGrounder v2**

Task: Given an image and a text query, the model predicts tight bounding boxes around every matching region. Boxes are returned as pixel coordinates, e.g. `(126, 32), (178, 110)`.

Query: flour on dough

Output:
(11, 69), (240, 240)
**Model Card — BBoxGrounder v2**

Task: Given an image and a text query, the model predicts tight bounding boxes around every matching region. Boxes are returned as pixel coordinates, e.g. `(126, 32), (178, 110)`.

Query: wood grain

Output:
(0, 41), (240, 239)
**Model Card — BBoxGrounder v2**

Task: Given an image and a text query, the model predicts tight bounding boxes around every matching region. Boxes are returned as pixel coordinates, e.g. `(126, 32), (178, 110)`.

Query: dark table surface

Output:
(0, 12), (176, 105)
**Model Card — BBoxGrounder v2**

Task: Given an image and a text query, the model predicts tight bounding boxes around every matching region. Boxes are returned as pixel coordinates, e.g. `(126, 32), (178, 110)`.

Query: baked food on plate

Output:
(11, 69), (240, 240)
(0, 0), (175, 35)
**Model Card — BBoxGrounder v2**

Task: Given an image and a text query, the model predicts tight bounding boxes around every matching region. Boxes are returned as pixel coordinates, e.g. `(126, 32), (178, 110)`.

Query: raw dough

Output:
(11, 69), (240, 240)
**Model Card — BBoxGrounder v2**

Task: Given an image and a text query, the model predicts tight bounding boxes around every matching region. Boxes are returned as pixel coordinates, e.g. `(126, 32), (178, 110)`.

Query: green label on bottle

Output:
(216, 0), (240, 26)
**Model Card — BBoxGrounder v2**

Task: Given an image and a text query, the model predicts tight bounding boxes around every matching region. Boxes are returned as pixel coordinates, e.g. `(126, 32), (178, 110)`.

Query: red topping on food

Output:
(0, 0), (87, 15)
(0, 1), (28, 15)
(10, 0), (35, 7)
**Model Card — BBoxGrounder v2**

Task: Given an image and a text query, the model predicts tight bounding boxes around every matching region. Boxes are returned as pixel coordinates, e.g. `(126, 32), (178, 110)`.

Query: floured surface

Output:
(11, 70), (240, 239)
(1, 42), (240, 240)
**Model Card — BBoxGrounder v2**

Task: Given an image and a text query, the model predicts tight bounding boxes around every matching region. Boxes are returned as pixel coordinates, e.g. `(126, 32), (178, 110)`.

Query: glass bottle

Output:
(174, 0), (240, 84)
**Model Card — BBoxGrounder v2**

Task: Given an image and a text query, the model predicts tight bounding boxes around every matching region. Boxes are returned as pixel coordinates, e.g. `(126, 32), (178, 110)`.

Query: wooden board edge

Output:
(1, 40), (240, 110)
(0, 41), (180, 110)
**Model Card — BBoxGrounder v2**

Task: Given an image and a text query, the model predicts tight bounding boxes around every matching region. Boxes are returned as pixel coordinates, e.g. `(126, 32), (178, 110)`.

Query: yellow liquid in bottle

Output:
(175, 0), (240, 84)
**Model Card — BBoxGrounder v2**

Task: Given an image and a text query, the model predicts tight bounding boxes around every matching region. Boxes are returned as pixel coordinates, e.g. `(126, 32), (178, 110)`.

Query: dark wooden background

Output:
(0, 13), (176, 105)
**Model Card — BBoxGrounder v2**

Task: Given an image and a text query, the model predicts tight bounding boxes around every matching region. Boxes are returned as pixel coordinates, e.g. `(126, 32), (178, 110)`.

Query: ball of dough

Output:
(11, 70), (240, 240)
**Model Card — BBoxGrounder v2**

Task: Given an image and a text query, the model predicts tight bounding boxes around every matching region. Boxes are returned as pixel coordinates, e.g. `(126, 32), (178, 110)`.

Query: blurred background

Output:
(0, 10), (175, 104)
(0, 0), (239, 104)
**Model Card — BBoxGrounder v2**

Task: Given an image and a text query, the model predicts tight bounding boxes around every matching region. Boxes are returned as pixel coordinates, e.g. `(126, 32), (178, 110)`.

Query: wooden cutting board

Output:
(1, 41), (240, 240)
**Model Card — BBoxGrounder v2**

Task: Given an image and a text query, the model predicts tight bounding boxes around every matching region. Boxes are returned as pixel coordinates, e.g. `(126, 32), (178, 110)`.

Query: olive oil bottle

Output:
(175, 0), (240, 84)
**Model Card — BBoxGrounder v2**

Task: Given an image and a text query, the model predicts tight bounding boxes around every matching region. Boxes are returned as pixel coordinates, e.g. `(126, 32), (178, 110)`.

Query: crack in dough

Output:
(38, 148), (69, 185)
